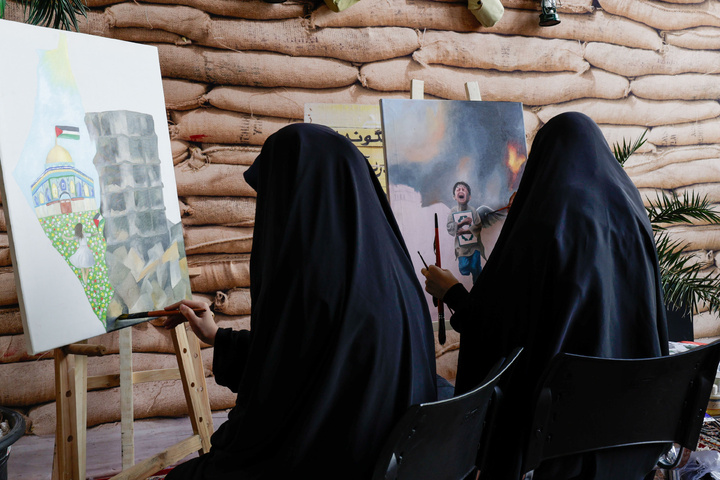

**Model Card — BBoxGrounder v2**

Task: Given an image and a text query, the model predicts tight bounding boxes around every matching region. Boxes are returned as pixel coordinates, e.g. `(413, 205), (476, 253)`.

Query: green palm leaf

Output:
(19, 0), (87, 31)
(614, 132), (720, 317)
(613, 129), (648, 167)
(646, 191), (720, 229)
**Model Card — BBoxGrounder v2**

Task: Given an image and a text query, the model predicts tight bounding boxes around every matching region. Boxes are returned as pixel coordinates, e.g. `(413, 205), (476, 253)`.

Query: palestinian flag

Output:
(55, 125), (79, 140)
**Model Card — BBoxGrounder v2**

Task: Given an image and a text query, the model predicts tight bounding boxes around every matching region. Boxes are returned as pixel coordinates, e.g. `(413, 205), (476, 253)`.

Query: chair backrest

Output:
(371, 347), (523, 480)
(522, 340), (720, 473)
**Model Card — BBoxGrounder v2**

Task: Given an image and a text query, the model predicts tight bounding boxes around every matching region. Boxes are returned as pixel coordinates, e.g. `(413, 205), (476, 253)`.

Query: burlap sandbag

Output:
(181, 196), (256, 227)
(630, 158), (720, 190)
(84, 0), (124, 6)
(666, 225), (720, 253)
(676, 184), (720, 205)
(102, 26), (192, 46)
(0, 268), (17, 306)
(523, 108), (541, 148)
(597, 125), (656, 154)
(214, 288), (251, 316)
(201, 18), (420, 63)
(204, 84), (411, 120)
(175, 162), (254, 197)
(0, 249), (10, 268)
(28, 374), (237, 435)
(0, 307), (22, 336)
(0, 233), (9, 267)
(360, 59), (629, 105)
(106, 3), (212, 40)
(694, 309), (720, 340)
(436, 349), (458, 384)
(625, 145), (720, 176)
(631, 74), (720, 101)
(184, 226), (253, 255)
(163, 79), (208, 111)
(0, 334), (49, 364)
(188, 254), (251, 293)
(502, 0), (594, 14)
(537, 97), (720, 127)
(86, 316), (250, 356)
(585, 42), (720, 77)
(140, 0), (308, 19)
(598, 0), (720, 30)
(157, 44), (359, 89)
(311, 2), (662, 51)
(681, 250), (718, 271)
(663, 27), (720, 50)
(0, 207), (5, 232)
(170, 108), (294, 145)
(414, 31), (589, 73)
(171, 139), (191, 166)
(74, 11), (112, 37)
(0, 350), (214, 407)
(197, 145), (261, 166)
(649, 118), (720, 147)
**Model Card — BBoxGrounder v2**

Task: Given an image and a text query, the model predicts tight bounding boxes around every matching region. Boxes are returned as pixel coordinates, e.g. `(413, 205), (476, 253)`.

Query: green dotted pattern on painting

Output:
(39, 210), (113, 327)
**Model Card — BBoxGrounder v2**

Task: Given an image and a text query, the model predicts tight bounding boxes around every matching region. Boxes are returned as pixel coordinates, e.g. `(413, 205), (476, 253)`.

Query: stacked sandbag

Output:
(1, 0), (719, 435)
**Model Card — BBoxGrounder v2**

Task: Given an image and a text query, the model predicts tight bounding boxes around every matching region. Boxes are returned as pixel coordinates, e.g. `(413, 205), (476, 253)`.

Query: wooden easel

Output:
(52, 322), (213, 480)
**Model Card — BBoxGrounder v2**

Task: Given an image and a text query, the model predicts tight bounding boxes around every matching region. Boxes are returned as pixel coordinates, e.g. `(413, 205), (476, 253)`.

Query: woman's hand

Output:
(421, 265), (460, 301)
(162, 299), (218, 346)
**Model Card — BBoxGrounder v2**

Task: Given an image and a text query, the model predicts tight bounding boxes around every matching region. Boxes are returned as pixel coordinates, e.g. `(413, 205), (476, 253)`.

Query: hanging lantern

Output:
(539, 0), (560, 26)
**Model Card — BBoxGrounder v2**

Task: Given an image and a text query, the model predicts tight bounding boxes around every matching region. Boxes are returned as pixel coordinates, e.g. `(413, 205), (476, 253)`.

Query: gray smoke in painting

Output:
(85, 110), (191, 331)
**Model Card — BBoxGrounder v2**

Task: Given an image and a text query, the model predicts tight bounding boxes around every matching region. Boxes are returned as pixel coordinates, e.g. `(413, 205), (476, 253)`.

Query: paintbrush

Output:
(115, 308), (206, 320)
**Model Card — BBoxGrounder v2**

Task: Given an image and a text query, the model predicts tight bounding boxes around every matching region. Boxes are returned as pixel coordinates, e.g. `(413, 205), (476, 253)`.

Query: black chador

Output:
(443, 112), (669, 480)
(167, 123), (437, 480)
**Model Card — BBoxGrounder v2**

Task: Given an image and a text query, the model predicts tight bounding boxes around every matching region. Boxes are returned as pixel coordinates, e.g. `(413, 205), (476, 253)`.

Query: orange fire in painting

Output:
(505, 142), (527, 187)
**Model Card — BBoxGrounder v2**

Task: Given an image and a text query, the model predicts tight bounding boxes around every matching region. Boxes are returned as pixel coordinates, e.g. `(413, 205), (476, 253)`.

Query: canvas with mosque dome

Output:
(0, 20), (192, 354)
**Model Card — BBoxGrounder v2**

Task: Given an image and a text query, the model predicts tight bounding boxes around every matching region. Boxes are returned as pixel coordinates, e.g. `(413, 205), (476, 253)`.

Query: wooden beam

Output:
(109, 435), (203, 480)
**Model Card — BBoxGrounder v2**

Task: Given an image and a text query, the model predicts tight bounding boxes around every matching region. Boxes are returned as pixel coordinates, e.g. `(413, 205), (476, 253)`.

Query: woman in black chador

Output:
(424, 112), (669, 480)
(164, 123), (437, 480)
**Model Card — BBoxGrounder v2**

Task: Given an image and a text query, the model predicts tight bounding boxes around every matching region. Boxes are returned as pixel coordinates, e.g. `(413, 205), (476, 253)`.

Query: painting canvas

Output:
(304, 103), (388, 194)
(380, 99), (528, 323)
(0, 20), (191, 354)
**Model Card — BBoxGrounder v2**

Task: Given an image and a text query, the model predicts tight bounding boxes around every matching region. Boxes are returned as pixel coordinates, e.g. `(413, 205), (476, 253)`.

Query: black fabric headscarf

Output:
(449, 112), (669, 479)
(169, 123), (437, 480)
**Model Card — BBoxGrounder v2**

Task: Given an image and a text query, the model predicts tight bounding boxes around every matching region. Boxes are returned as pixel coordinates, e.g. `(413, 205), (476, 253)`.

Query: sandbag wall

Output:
(1, 0), (719, 436)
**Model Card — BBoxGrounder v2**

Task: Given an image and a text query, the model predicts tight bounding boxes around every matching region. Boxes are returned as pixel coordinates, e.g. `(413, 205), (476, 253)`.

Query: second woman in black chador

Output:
(424, 112), (669, 480)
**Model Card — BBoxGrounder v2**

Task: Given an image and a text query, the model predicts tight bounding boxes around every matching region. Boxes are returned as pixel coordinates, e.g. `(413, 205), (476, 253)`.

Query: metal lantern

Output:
(539, 0), (561, 26)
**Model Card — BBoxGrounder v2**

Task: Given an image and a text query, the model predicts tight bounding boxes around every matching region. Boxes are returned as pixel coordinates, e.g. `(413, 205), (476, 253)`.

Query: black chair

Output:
(371, 347), (523, 480)
(522, 340), (720, 478)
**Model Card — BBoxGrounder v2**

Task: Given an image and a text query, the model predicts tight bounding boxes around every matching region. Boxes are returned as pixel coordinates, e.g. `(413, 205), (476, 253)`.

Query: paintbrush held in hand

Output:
(116, 308), (207, 320)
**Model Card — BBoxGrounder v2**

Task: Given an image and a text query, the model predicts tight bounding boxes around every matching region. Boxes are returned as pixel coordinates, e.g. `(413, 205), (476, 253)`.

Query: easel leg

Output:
(52, 347), (82, 480)
(120, 327), (135, 468)
(171, 324), (213, 453)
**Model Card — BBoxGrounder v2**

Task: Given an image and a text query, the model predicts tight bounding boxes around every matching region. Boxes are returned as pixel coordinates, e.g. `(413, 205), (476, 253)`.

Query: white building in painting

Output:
(31, 142), (97, 218)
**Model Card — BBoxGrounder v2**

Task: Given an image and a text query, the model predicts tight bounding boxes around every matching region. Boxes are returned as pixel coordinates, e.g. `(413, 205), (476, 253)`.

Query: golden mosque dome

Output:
(46, 144), (72, 164)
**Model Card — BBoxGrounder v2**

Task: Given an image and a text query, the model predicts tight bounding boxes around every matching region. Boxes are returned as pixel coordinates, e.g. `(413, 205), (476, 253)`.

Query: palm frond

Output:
(613, 129), (648, 166)
(656, 231), (720, 315)
(20, 0), (86, 31)
(646, 190), (720, 229)
(0, 0), (5, 19)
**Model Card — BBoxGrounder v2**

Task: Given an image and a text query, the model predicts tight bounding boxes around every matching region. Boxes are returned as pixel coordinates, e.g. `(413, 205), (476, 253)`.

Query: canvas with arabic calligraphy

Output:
(380, 99), (528, 324)
(304, 103), (388, 194)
